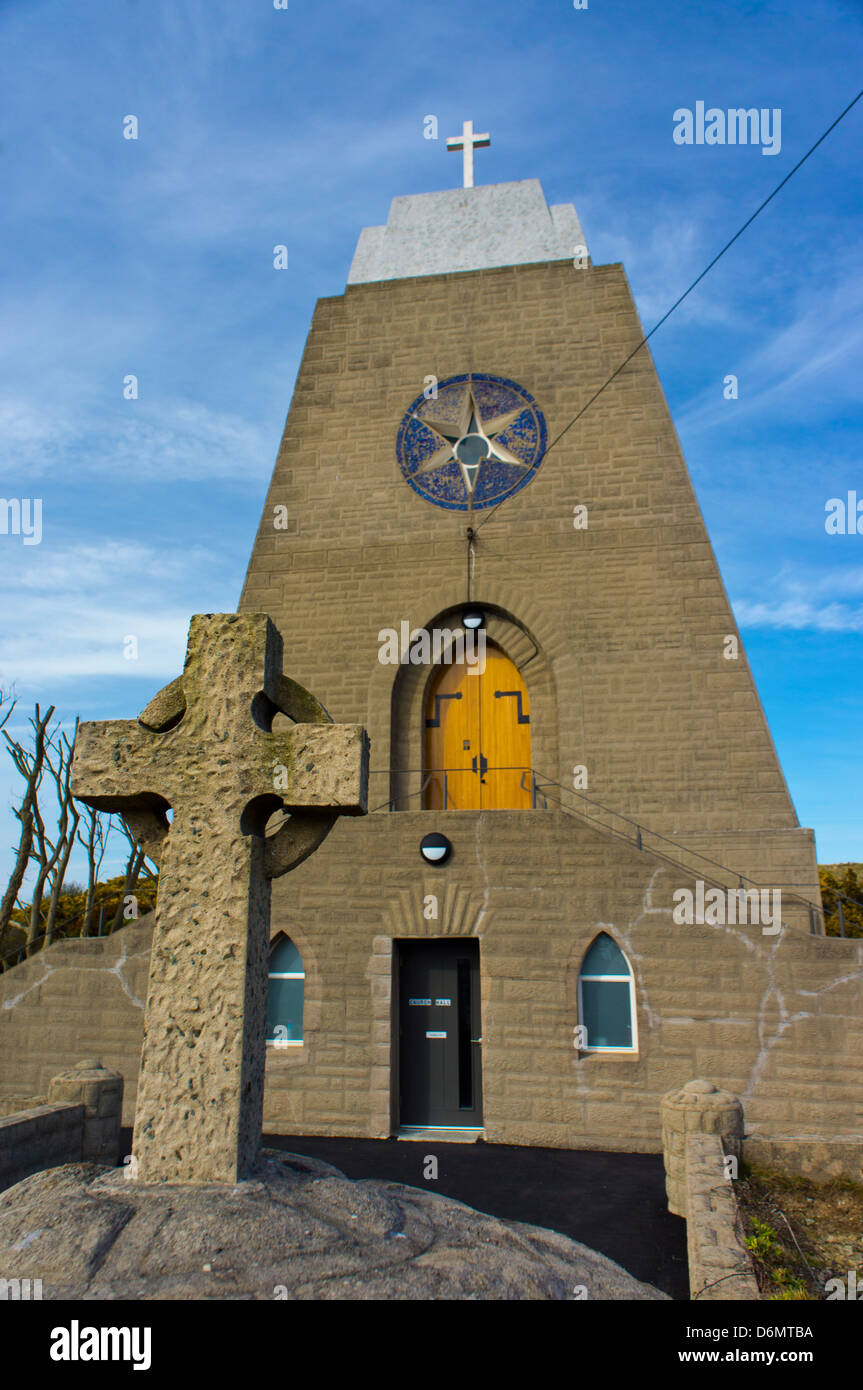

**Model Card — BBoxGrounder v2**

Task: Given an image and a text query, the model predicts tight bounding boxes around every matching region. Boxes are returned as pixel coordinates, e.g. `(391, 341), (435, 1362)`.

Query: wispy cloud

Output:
(0, 395), (270, 482)
(676, 259), (863, 436)
(735, 565), (863, 631)
(736, 597), (863, 632)
(0, 541), (228, 685)
(0, 0), (861, 876)
(601, 201), (737, 332)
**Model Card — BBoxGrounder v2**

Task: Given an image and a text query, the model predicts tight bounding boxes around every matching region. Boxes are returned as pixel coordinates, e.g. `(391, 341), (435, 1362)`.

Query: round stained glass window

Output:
(396, 373), (547, 511)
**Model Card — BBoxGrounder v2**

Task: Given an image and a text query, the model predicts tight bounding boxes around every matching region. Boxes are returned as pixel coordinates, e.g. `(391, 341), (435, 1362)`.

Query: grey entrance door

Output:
(398, 939), (483, 1127)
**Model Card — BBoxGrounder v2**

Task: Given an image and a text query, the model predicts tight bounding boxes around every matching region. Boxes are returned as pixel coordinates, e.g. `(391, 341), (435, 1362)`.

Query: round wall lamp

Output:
(420, 832), (453, 866)
(462, 608), (485, 631)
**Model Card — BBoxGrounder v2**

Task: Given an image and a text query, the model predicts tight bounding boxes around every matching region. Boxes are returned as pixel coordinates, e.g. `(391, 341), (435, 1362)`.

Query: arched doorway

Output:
(423, 642), (532, 809)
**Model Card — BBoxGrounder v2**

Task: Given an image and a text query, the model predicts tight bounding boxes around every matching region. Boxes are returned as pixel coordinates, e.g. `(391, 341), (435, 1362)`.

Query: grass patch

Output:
(737, 1165), (863, 1300)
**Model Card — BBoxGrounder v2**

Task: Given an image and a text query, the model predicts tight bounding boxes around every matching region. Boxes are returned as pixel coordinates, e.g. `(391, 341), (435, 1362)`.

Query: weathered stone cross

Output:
(71, 613), (368, 1185)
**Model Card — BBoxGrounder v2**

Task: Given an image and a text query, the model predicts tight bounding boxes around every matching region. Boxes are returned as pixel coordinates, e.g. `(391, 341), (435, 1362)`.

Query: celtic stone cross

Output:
(71, 613), (368, 1184)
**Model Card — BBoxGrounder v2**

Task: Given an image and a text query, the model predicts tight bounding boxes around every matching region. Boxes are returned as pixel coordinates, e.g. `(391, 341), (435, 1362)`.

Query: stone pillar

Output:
(47, 1059), (124, 1165)
(660, 1079), (744, 1217)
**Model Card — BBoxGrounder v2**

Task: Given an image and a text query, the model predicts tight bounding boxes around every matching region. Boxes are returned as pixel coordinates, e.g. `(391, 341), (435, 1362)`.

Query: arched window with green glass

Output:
(266, 936), (305, 1046)
(577, 933), (637, 1053)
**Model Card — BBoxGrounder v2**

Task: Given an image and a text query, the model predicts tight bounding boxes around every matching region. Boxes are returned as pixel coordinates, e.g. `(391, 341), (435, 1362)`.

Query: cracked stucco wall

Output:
(260, 810), (862, 1151)
(1, 812), (860, 1151)
(0, 920), (150, 1126)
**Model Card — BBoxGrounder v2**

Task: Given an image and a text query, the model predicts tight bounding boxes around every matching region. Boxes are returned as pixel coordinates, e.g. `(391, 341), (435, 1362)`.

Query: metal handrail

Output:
(4, 771), (855, 966)
(536, 779), (828, 933)
(821, 886), (863, 939)
(369, 764), (847, 935)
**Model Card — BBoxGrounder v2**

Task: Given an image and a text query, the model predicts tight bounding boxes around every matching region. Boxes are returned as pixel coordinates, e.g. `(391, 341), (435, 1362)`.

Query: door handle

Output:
(425, 691), (463, 728)
(471, 754), (488, 782)
(494, 690), (530, 724)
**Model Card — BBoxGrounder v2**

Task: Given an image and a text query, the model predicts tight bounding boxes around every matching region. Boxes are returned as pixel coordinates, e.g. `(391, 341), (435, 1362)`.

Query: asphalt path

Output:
(262, 1132), (689, 1299)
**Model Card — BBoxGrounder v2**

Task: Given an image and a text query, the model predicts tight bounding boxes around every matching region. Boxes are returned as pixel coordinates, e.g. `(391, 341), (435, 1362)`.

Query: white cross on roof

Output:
(446, 119), (491, 188)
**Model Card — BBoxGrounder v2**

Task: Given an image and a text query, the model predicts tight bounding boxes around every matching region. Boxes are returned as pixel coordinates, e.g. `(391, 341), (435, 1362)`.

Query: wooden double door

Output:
(423, 643), (532, 809)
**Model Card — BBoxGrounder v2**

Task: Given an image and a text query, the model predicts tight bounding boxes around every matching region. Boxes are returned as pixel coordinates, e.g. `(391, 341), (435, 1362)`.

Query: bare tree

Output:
(0, 703), (54, 960)
(77, 805), (111, 938)
(108, 816), (156, 935)
(27, 781), (61, 954)
(1, 702), (158, 967)
(0, 683), (15, 733)
(2, 711), (82, 957)
(42, 723), (81, 947)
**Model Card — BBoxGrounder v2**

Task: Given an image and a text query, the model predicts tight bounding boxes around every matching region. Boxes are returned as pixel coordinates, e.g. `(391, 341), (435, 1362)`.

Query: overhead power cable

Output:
(473, 85), (863, 536)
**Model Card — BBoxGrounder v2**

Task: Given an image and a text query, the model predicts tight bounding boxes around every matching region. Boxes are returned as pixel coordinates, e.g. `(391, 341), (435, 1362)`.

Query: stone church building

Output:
(1, 168), (861, 1160)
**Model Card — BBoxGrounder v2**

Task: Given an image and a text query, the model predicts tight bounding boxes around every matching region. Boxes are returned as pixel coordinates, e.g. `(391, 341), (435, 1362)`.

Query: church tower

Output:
(239, 135), (835, 1151)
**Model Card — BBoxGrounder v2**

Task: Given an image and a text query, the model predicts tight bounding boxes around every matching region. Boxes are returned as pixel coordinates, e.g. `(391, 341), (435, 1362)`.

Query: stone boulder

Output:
(0, 1151), (667, 1300)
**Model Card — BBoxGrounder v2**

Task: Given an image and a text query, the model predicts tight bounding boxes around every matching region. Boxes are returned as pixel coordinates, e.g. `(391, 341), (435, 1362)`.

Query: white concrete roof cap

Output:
(347, 179), (588, 285)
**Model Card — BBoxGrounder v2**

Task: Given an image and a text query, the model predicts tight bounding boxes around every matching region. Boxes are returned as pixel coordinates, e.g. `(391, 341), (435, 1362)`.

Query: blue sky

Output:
(0, 0), (861, 886)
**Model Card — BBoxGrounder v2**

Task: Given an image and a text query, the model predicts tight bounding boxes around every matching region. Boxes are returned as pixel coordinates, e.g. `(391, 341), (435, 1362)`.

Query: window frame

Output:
(266, 940), (305, 1048)
(577, 942), (638, 1054)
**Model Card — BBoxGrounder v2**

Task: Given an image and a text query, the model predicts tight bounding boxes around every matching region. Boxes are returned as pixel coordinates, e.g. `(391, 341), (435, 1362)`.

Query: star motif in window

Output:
(413, 385), (529, 495)
(396, 373), (547, 512)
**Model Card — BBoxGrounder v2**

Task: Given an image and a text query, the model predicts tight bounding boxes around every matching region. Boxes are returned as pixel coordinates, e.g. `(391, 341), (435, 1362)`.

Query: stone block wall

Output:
(47, 1060), (124, 1164)
(259, 811), (862, 1148)
(239, 256), (811, 852)
(661, 1080), (744, 1217)
(743, 1137), (863, 1184)
(3, 815), (856, 1155)
(0, 921), (149, 1125)
(685, 1133), (759, 1301)
(661, 1080), (758, 1300)
(0, 1060), (124, 1190)
(0, 1103), (83, 1192)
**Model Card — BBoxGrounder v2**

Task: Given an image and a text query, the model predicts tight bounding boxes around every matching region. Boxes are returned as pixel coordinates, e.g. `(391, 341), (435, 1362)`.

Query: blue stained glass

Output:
(471, 377), (521, 419)
(266, 977), (304, 1043)
(581, 932), (629, 976)
(581, 980), (632, 1049)
(399, 416), (443, 475)
(494, 409), (538, 461)
(456, 434), (490, 467)
(473, 461), (529, 505)
(267, 937), (304, 1042)
(270, 937), (303, 974)
(396, 373), (547, 512)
